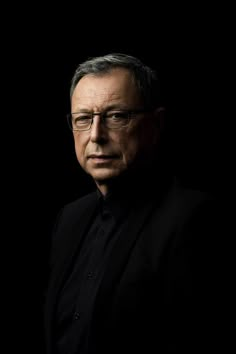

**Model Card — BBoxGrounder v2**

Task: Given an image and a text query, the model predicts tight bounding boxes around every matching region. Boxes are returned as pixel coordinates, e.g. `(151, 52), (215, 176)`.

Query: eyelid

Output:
(73, 112), (92, 118)
(72, 110), (129, 117)
(105, 111), (130, 118)
(72, 108), (129, 113)
(105, 110), (128, 113)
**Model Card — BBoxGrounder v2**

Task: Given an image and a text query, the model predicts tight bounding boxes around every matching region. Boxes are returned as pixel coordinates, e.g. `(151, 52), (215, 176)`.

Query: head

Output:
(69, 53), (165, 195)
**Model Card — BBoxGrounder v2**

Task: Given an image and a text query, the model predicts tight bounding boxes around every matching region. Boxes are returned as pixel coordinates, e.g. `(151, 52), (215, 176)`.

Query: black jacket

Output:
(44, 177), (221, 353)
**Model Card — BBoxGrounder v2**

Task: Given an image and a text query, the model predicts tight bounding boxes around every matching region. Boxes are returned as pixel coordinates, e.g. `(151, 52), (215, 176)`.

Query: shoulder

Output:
(164, 180), (223, 255)
(63, 191), (98, 215)
(152, 178), (224, 246)
(52, 191), (98, 233)
(161, 178), (216, 220)
(48, 191), (98, 262)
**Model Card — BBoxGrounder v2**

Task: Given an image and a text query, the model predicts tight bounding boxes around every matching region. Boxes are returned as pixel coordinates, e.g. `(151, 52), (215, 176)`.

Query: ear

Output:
(149, 107), (165, 147)
(154, 106), (165, 132)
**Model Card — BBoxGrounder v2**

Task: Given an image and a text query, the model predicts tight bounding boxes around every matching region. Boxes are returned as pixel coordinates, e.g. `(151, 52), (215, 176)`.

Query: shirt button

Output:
(88, 272), (94, 278)
(74, 312), (80, 320)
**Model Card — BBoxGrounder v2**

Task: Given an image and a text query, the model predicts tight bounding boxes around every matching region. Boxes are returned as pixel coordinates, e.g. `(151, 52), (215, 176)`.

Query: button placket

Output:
(74, 311), (80, 320)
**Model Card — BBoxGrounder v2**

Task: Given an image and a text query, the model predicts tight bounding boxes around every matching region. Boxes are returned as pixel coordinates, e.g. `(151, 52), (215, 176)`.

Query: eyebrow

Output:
(72, 104), (131, 113)
(103, 104), (131, 111)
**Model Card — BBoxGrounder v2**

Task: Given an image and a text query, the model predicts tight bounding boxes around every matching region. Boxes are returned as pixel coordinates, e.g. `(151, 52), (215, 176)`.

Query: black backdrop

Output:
(4, 8), (231, 353)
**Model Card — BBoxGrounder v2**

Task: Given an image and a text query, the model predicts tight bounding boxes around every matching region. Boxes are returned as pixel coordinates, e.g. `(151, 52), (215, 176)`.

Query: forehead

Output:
(71, 68), (142, 109)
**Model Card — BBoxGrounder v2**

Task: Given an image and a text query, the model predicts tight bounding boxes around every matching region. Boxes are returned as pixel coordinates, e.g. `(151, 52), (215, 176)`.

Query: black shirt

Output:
(55, 190), (131, 354)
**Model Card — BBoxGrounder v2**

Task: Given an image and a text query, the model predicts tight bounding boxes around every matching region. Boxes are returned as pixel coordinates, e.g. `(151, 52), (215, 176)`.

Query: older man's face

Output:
(71, 68), (161, 192)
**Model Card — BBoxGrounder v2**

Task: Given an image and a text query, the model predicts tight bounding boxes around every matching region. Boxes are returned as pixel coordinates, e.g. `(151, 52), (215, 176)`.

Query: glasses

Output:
(67, 109), (148, 131)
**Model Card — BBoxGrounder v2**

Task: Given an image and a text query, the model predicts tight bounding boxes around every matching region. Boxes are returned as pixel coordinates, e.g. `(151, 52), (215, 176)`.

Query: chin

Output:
(89, 168), (123, 183)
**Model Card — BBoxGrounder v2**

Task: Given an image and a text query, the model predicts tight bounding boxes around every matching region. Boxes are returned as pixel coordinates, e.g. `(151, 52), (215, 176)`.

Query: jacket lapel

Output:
(45, 193), (98, 352)
(92, 193), (158, 326)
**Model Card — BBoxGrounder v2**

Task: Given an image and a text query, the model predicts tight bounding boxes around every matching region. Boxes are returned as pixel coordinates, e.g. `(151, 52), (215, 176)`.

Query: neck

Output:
(95, 163), (173, 198)
(95, 182), (110, 196)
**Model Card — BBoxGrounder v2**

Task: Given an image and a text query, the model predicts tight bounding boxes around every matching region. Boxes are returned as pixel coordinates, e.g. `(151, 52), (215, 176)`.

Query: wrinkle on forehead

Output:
(72, 92), (123, 111)
(75, 90), (121, 102)
(71, 68), (141, 111)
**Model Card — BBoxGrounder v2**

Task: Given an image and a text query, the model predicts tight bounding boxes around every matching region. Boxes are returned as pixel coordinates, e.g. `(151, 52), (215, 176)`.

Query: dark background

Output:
(3, 6), (232, 353)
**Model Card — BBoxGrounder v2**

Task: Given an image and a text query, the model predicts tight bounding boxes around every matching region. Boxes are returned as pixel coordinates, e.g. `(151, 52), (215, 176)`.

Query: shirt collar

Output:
(95, 166), (174, 220)
(96, 189), (131, 222)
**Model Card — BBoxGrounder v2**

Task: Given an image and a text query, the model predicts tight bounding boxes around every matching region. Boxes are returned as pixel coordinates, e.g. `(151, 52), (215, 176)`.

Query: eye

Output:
(76, 114), (91, 120)
(106, 111), (129, 120)
(73, 114), (91, 126)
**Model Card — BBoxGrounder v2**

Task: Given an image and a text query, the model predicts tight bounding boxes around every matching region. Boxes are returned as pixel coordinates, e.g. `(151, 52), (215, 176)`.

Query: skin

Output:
(71, 68), (163, 195)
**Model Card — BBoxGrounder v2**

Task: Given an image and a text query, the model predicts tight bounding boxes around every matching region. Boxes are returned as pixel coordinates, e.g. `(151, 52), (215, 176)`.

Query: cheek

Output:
(120, 124), (159, 165)
(73, 135), (87, 164)
(118, 135), (140, 164)
(136, 121), (160, 151)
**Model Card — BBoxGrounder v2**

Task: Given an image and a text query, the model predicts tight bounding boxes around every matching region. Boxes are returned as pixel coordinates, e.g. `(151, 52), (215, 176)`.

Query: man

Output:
(44, 53), (220, 353)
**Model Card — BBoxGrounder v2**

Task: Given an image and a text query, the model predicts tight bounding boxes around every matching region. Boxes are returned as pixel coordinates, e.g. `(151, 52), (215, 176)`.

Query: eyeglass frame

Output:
(66, 109), (150, 131)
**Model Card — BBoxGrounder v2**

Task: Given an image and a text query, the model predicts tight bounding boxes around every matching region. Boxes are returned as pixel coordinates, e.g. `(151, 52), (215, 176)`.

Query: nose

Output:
(90, 114), (107, 143)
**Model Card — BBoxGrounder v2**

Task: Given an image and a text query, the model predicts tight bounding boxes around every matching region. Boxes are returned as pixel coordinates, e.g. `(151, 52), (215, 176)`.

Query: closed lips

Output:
(88, 154), (118, 158)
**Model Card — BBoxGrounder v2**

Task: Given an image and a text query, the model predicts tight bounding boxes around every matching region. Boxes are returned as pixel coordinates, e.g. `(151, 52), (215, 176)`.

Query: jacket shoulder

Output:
(62, 191), (98, 217)
(51, 191), (98, 240)
(163, 179), (215, 216)
(48, 191), (98, 266)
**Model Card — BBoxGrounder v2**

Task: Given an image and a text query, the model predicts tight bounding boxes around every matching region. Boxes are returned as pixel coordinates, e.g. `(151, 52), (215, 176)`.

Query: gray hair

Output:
(70, 53), (162, 109)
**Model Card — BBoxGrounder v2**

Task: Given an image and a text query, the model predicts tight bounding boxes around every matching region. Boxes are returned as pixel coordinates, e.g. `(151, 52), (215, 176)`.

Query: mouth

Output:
(87, 154), (119, 163)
